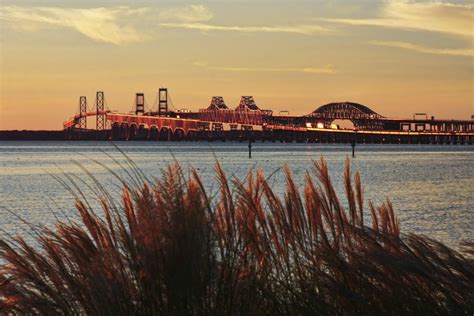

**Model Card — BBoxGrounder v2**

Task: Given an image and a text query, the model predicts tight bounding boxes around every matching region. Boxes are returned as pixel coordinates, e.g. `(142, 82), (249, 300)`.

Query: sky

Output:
(0, 0), (473, 130)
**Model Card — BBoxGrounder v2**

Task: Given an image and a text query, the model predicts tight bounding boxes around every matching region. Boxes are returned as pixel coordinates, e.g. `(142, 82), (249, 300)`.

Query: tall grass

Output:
(0, 159), (473, 315)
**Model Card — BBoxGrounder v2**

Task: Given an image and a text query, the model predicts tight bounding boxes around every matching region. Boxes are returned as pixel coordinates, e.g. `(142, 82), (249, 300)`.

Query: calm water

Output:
(0, 141), (473, 249)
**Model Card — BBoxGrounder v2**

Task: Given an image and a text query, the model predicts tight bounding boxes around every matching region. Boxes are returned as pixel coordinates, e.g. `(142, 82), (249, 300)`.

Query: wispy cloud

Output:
(193, 62), (338, 74)
(160, 23), (331, 35)
(370, 40), (474, 57)
(1, 4), (331, 44)
(0, 6), (149, 45)
(159, 4), (213, 22)
(325, 1), (473, 38)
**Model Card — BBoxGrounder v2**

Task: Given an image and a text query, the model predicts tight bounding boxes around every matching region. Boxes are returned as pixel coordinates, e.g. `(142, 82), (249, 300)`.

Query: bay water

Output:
(0, 141), (472, 249)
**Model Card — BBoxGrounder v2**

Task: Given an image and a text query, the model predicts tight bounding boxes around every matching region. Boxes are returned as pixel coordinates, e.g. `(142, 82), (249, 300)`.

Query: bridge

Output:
(63, 89), (474, 144)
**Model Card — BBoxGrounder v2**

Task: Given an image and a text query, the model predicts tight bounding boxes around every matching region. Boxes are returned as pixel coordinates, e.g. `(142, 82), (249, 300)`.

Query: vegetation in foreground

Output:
(0, 159), (473, 315)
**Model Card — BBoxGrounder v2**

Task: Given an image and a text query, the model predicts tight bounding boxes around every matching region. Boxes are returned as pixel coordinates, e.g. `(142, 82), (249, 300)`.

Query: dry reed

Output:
(0, 158), (472, 315)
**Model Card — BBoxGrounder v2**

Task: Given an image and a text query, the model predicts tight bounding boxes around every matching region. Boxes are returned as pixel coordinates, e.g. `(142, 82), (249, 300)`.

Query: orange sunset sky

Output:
(0, 0), (473, 130)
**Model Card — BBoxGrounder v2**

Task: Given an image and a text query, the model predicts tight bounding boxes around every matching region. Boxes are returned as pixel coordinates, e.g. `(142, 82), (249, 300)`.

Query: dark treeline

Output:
(0, 130), (66, 141)
(2, 129), (473, 144)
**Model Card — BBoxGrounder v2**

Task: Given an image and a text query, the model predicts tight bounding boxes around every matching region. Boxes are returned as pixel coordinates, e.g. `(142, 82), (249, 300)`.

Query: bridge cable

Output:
(151, 93), (159, 114)
(131, 95), (136, 114)
(144, 98), (151, 114)
(167, 91), (179, 111)
(104, 95), (110, 111)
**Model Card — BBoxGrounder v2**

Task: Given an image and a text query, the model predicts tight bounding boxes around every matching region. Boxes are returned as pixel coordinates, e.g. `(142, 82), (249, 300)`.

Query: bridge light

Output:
(317, 123), (324, 129)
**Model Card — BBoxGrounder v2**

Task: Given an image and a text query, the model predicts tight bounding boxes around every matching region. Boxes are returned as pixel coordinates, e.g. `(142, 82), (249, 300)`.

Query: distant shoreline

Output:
(0, 130), (65, 141)
(1, 130), (473, 144)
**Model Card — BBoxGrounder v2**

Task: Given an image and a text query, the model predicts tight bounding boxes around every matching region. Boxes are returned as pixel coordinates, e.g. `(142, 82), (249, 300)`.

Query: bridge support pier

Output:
(171, 129), (185, 141)
(159, 128), (171, 141)
(149, 127), (159, 141)
(136, 125), (149, 140)
(129, 125), (137, 141)
(111, 123), (121, 140)
(120, 123), (129, 140)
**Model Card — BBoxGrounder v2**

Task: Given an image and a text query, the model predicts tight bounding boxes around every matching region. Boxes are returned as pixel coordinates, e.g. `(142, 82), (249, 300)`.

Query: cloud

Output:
(191, 60), (209, 67)
(193, 62), (338, 74)
(159, 23), (331, 35)
(1, 4), (330, 44)
(325, 1), (473, 38)
(159, 5), (213, 22)
(370, 40), (474, 57)
(0, 6), (148, 45)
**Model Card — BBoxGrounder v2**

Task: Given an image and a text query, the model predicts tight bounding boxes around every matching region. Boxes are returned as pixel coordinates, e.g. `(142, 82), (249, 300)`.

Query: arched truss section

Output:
(308, 102), (384, 120)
